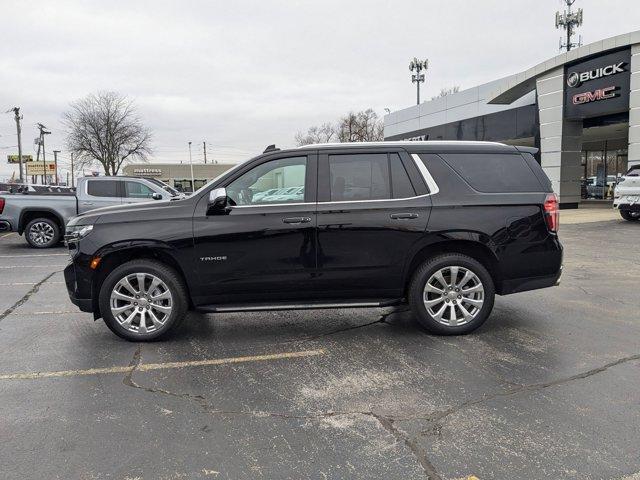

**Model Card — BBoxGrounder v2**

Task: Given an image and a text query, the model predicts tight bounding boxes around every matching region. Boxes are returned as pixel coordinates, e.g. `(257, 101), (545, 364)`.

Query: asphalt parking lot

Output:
(0, 210), (639, 480)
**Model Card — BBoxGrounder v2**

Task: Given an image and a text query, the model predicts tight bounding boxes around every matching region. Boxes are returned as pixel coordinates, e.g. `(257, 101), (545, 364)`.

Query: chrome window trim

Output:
(231, 202), (314, 209)
(411, 153), (440, 195)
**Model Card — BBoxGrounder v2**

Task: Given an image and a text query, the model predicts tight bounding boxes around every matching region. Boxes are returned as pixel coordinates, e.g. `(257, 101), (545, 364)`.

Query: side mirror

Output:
(207, 187), (230, 215)
(151, 192), (163, 200)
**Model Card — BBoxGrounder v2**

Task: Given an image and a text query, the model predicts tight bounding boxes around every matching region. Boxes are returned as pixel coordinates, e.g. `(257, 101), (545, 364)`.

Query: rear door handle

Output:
(390, 213), (419, 220)
(82, 202), (94, 206)
(282, 217), (311, 224)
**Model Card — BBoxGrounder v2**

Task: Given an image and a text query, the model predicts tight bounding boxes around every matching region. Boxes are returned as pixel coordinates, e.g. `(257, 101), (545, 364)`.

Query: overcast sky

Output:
(1, 0), (640, 180)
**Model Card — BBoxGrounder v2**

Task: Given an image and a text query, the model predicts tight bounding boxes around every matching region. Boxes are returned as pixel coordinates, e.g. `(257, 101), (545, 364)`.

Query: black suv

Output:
(64, 141), (562, 341)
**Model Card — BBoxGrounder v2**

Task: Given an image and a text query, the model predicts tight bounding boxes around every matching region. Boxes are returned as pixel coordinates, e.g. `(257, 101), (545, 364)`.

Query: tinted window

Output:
(227, 156), (306, 206)
(390, 154), (416, 198)
(329, 154), (389, 201)
(87, 180), (118, 197)
(124, 181), (155, 198)
(440, 153), (542, 193)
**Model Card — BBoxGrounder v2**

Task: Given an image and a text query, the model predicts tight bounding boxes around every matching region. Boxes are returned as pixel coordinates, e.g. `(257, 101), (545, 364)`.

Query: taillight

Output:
(0, 198), (4, 214)
(543, 193), (559, 233)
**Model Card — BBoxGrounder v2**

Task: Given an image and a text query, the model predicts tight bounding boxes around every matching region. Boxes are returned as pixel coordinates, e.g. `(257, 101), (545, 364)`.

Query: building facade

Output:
(384, 30), (640, 208)
(122, 163), (236, 192)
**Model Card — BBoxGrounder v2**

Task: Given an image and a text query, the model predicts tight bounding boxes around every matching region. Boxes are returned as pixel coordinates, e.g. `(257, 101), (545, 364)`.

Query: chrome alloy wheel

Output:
(423, 266), (484, 327)
(29, 222), (55, 246)
(109, 273), (173, 334)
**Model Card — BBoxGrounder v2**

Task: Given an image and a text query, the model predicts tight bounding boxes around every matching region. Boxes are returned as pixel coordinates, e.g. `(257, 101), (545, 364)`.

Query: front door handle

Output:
(282, 216), (311, 224)
(82, 202), (94, 206)
(390, 212), (419, 220)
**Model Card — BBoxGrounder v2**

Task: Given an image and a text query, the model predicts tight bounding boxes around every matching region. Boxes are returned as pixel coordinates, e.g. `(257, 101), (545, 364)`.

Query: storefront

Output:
(384, 30), (640, 208)
(122, 163), (236, 193)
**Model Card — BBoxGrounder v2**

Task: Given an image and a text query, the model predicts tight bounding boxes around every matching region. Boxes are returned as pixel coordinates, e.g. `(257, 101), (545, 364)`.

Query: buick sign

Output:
(566, 62), (626, 88)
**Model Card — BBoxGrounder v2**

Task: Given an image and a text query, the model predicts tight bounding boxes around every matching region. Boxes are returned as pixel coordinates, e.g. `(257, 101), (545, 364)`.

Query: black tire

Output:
(99, 259), (188, 341)
(408, 253), (495, 335)
(24, 217), (60, 248)
(619, 209), (640, 221)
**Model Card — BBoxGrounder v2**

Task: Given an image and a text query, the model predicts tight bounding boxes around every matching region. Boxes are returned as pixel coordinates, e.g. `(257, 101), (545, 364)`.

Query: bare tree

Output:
(64, 91), (152, 176)
(337, 109), (384, 142)
(294, 122), (336, 146)
(431, 85), (461, 100)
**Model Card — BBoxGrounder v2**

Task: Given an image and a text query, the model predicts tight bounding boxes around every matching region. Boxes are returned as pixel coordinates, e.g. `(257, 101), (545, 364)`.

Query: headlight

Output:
(64, 224), (94, 244)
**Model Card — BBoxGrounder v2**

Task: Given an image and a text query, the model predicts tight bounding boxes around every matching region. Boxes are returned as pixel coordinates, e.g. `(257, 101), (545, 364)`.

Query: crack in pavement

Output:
(422, 352), (640, 429)
(0, 271), (58, 324)
(285, 307), (410, 344)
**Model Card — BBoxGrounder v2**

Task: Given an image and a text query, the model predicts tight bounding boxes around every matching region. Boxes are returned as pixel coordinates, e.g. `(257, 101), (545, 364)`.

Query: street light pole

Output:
(409, 57), (429, 105)
(188, 141), (195, 192)
(12, 107), (24, 184)
(53, 150), (60, 185)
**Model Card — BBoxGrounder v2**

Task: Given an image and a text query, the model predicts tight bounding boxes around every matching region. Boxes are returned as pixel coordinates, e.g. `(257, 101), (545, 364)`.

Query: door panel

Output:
(315, 150), (431, 298)
(191, 153), (318, 305)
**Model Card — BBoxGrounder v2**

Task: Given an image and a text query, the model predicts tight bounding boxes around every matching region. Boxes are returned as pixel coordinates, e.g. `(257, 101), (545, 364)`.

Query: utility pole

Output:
(188, 141), (195, 192)
(36, 123), (51, 185)
(409, 57), (429, 105)
(203, 141), (207, 164)
(556, 0), (583, 52)
(53, 150), (60, 185)
(11, 107), (24, 184)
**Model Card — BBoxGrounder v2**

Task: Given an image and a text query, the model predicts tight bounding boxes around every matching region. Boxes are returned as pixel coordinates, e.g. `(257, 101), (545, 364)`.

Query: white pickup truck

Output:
(614, 165), (640, 221)
(0, 176), (181, 248)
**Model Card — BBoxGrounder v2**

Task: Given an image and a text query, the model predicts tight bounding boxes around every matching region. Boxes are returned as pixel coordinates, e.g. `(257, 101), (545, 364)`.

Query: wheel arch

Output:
(19, 208), (65, 235)
(90, 242), (194, 319)
(403, 239), (503, 296)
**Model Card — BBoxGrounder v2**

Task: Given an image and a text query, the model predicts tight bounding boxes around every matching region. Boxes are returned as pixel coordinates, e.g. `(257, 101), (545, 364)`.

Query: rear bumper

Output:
(64, 263), (93, 312)
(499, 266), (562, 295)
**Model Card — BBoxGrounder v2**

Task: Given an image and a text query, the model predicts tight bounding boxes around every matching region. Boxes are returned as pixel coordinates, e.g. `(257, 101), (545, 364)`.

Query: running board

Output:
(197, 298), (402, 313)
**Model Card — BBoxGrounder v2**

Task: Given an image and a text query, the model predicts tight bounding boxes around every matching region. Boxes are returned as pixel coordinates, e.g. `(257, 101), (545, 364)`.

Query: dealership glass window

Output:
(226, 156), (307, 206)
(328, 154), (390, 201)
(124, 181), (155, 198)
(87, 180), (118, 197)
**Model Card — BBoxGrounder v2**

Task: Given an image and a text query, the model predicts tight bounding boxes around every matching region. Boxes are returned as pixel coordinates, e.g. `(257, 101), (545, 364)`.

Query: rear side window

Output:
(390, 154), (416, 198)
(440, 153), (542, 193)
(329, 154), (390, 201)
(87, 180), (118, 197)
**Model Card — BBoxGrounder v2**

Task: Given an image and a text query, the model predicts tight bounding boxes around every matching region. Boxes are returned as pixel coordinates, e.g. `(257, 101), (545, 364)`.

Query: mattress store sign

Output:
(564, 48), (631, 119)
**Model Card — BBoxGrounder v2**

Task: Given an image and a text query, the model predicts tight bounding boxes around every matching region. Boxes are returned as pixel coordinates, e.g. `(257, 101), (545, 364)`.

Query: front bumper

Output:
(64, 262), (93, 312)
(614, 195), (640, 210)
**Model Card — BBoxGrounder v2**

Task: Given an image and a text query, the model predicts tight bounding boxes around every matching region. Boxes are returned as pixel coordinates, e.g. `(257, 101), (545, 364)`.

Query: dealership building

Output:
(384, 30), (640, 208)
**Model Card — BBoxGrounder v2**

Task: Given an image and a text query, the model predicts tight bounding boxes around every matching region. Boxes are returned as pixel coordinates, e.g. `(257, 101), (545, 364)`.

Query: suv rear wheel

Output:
(25, 217), (60, 248)
(99, 260), (188, 341)
(408, 253), (495, 335)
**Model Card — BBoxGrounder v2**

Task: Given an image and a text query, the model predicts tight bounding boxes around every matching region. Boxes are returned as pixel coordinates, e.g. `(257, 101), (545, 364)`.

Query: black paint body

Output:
(64, 142), (563, 317)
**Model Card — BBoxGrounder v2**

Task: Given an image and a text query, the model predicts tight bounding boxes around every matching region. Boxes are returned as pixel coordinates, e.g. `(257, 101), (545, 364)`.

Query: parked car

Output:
(63, 141), (562, 341)
(0, 176), (181, 248)
(613, 165), (640, 221)
(585, 175), (617, 199)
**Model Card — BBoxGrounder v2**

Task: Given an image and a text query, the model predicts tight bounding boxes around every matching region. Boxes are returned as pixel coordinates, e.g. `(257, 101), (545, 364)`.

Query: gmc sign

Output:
(564, 49), (630, 119)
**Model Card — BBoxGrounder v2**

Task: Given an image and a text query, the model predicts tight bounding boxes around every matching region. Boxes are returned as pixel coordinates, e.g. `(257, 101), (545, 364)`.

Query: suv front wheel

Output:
(408, 253), (495, 335)
(99, 259), (188, 341)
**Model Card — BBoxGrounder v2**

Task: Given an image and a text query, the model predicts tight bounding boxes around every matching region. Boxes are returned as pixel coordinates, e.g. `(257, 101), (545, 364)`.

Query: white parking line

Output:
(0, 264), (66, 269)
(0, 253), (68, 258)
(0, 233), (16, 239)
(0, 349), (326, 380)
